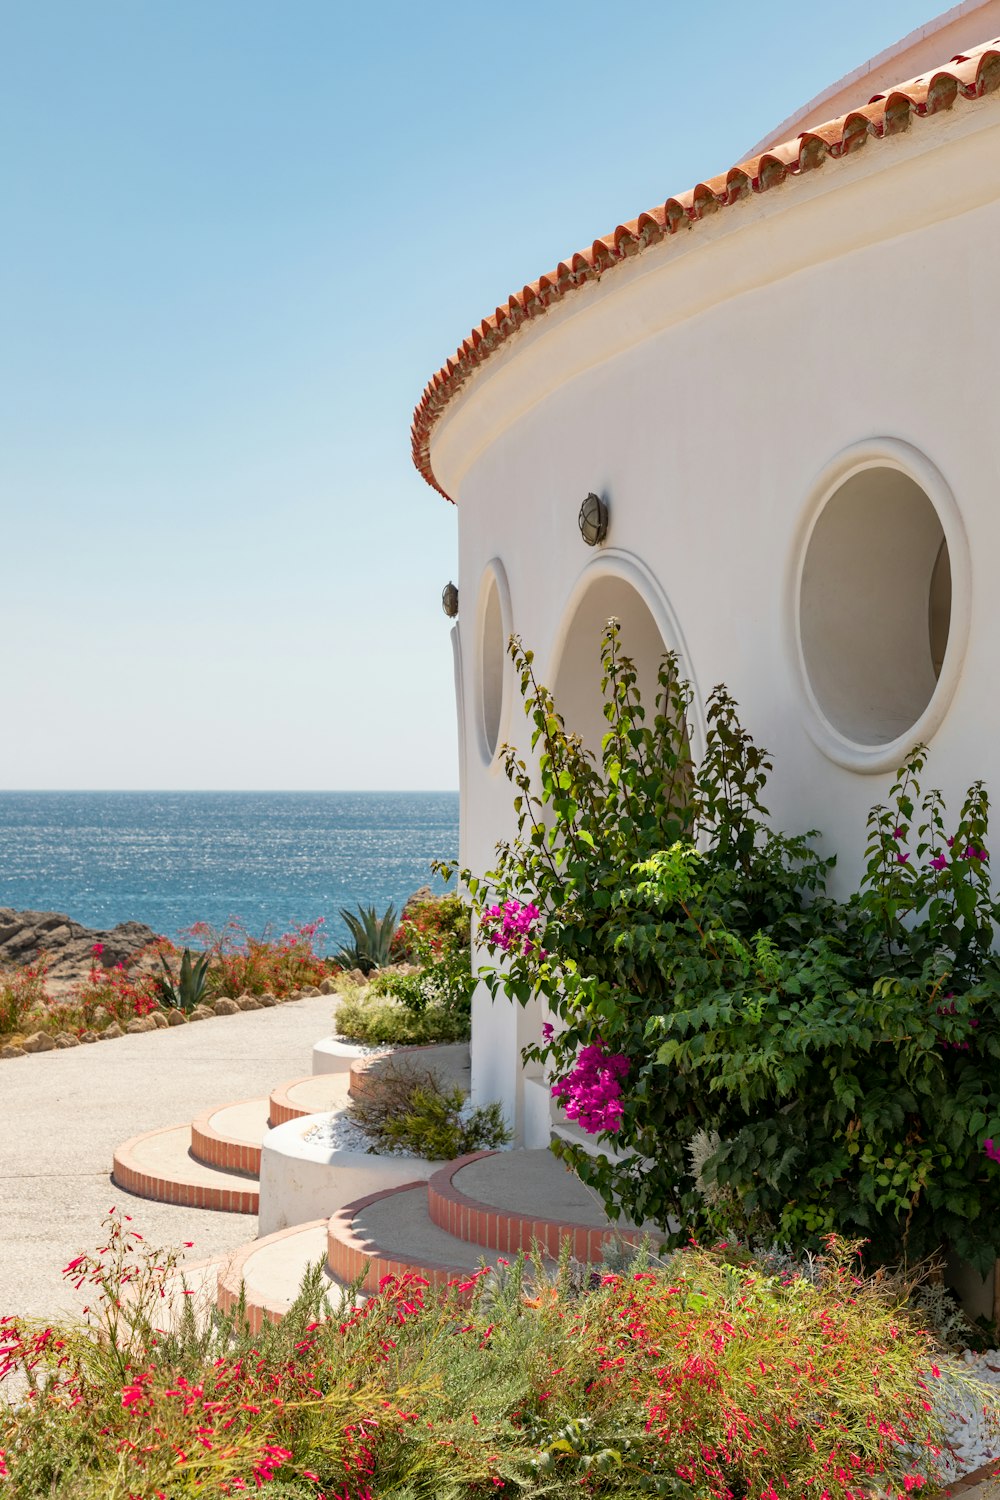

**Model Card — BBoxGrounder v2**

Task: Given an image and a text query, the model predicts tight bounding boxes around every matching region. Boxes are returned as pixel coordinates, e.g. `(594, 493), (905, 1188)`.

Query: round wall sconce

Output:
(441, 581), (459, 618)
(578, 492), (609, 546)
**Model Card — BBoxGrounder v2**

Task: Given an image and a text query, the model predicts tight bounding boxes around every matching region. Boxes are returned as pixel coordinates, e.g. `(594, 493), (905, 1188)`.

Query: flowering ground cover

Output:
(2, 1216), (990, 1499)
(0, 921), (337, 1048)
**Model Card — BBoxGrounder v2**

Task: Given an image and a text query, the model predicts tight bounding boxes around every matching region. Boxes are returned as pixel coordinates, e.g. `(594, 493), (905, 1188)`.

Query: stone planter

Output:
(311, 1036), (376, 1076)
(258, 1111), (442, 1236)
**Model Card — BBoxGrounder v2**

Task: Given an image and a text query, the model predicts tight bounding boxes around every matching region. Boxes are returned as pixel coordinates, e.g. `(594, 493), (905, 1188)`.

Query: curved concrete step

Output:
(328, 1181), (505, 1293)
(113, 1123), (259, 1213)
(190, 1096), (270, 1175)
(269, 1071), (351, 1126)
(217, 1220), (352, 1333)
(428, 1148), (654, 1262)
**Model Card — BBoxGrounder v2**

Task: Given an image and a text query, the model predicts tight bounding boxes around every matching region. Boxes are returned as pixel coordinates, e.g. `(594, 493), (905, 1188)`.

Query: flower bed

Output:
(2, 1217), (997, 1498)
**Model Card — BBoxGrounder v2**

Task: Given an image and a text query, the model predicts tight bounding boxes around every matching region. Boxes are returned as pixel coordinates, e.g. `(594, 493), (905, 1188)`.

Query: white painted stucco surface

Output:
(258, 1113), (439, 1236)
(430, 81), (1000, 1136)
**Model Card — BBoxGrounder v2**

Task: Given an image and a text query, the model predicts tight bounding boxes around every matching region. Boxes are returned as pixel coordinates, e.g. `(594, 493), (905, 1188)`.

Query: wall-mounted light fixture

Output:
(578, 492), (609, 546)
(441, 581), (459, 618)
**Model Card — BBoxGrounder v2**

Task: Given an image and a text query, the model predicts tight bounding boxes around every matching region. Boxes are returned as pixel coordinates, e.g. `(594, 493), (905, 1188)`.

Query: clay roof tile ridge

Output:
(412, 37), (1000, 501)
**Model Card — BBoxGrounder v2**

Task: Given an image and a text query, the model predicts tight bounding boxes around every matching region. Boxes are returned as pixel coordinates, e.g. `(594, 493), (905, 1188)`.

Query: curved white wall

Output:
(440, 93), (1000, 1136)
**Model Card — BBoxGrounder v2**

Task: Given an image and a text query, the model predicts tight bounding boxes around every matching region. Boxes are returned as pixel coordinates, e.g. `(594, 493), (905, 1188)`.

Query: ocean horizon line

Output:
(0, 788), (460, 796)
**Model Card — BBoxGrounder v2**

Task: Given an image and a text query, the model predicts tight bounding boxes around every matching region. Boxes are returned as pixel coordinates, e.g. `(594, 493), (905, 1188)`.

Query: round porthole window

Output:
(797, 460), (958, 759)
(478, 565), (509, 763)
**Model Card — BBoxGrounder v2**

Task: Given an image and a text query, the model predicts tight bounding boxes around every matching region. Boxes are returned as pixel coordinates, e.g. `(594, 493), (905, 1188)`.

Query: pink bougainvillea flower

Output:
(551, 1040), (629, 1135)
(984, 1139), (1000, 1164)
(541, 1022), (554, 1041)
(963, 844), (988, 861)
(896, 853), (910, 865)
(930, 855), (947, 871)
(480, 898), (544, 957)
(893, 827), (904, 840)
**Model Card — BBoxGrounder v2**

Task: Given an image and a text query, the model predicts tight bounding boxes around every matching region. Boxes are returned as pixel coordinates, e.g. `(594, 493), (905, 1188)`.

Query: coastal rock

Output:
(235, 994), (261, 1011)
(188, 1005), (214, 1022)
(0, 1044), (26, 1058)
(54, 1032), (80, 1048)
(0, 908), (162, 997)
(258, 992), (277, 1008)
(21, 1032), (56, 1054)
(214, 998), (239, 1016)
(165, 1009), (187, 1026)
(101, 1023), (124, 1039)
(319, 977), (334, 995)
(126, 1017), (156, 1034)
(148, 1011), (168, 1029)
(80, 1030), (99, 1044)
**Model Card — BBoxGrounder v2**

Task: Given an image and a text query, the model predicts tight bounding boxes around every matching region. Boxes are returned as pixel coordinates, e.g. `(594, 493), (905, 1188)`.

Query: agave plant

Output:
(156, 947), (212, 1013)
(335, 903), (398, 975)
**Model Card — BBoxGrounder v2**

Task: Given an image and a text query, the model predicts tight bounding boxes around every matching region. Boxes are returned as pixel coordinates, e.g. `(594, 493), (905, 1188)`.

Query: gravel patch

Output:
(302, 1113), (372, 1153)
(929, 1349), (1000, 1481)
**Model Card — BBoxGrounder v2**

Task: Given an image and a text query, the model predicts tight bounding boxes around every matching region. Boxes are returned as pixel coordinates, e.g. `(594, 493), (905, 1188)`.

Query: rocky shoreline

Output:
(0, 907), (162, 994)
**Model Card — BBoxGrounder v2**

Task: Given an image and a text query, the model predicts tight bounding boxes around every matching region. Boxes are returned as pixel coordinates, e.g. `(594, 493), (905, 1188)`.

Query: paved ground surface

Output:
(0, 995), (336, 1324)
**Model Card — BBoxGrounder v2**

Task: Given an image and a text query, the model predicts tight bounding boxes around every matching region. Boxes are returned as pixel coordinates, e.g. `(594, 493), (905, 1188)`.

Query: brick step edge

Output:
(426, 1152), (655, 1262)
(113, 1124), (259, 1214)
(189, 1099), (264, 1176)
(268, 1076), (316, 1126)
(216, 1219), (335, 1335)
(327, 1182), (480, 1294)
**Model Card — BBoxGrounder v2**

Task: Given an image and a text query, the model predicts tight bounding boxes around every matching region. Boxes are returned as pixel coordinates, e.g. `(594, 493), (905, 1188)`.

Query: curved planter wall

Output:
(258, 1113), (442, 1237)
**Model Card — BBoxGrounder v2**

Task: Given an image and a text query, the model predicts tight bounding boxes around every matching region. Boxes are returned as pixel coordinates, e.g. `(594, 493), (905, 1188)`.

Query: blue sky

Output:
(0, 0), (939, 789)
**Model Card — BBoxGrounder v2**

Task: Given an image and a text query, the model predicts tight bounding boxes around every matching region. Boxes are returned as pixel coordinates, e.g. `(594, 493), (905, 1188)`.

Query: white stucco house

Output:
(411, 3), (1000, 1143)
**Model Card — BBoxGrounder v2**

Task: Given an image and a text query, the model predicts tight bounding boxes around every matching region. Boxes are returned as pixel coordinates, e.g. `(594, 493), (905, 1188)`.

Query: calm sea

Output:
(0, 792), (459, 950)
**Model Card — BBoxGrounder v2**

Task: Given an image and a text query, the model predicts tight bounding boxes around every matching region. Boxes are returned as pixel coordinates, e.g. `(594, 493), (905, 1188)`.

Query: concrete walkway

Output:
(0, 995), (335, 1324)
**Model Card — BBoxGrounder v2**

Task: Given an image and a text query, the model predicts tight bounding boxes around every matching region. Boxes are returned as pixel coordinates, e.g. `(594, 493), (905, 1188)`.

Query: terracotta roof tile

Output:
(411, 39), (1000, 501)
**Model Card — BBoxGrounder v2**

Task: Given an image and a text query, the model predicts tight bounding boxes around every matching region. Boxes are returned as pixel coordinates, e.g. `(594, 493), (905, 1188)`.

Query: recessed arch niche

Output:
(548, 558), (695, 763)
(474, 559), (512, 766)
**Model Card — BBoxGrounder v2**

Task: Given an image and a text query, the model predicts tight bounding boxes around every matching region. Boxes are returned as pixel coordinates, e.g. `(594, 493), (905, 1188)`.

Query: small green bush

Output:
(334, 972), (471, 1045)
(370, 949), (474, 1017)
(348, 1059), (510, 1159)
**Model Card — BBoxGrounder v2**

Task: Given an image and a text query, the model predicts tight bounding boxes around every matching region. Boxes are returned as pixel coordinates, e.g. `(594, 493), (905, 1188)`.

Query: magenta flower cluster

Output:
(985, 1139), (1000, 1165)
(937, 994), (979, 1052)
(551, 1041), (629, 1136)
(481, 899), (543, 956)
(892, 827), (988, 869)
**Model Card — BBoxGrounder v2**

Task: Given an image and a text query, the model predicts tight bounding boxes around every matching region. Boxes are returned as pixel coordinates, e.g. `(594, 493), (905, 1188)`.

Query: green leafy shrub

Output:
(334, 969), (471, 1046)
(393, 890), (471, 961)
(334, 992), (470, 1046)
(370, 948), (474, 1017)
(347, 1059), (510, 1158)
(464, 622), (1000, 1272)
(1, 1218), (990, 1499)
(334, 902), (398, 974)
